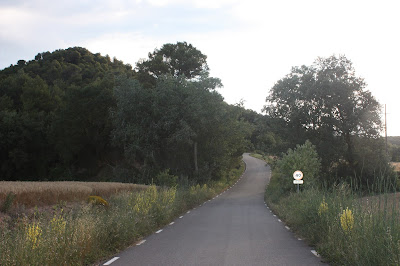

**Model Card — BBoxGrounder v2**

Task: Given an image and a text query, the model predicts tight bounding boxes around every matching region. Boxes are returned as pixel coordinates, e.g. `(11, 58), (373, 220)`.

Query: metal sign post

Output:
(293, 171), (303, 193)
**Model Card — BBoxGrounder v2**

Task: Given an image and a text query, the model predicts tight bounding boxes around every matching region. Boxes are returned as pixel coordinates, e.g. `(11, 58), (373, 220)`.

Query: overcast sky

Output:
(1, 0), (399, 135)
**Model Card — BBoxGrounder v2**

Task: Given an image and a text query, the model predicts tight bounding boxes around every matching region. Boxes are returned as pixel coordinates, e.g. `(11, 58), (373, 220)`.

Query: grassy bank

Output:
(258, 143), (400, 265)
(266, 185), (400, 265)
(0, 162), (245, 265)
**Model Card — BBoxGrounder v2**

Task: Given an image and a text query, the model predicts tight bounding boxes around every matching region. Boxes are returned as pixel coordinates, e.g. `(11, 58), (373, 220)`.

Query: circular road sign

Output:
(293, 170), (303, 180)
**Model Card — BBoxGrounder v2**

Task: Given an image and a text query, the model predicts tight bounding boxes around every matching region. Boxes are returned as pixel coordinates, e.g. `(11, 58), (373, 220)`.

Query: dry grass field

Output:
(391, 162), (400, 172)
(0, 181), (148, 209)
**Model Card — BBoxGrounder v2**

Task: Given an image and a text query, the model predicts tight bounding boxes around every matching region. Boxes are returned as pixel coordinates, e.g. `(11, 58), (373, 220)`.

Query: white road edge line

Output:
(136, 240), (146, 246)
(273, 214), (276, 217)
(285, 226), (290, 230)
(104, 257), (119, 265)
(278, 219), (282, 222)
(169, 222), (175, 225)
(311, 250), (320, 257)
(187, 211), (191, 214)
(298, 238), (303, 241)
(156, 229), (163, 234)
(179, 216), (183, 218)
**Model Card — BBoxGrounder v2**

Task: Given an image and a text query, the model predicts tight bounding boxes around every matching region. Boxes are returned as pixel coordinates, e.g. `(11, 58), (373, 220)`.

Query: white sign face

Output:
(293, 170), (303, 180)
(293, 180), (304, 184)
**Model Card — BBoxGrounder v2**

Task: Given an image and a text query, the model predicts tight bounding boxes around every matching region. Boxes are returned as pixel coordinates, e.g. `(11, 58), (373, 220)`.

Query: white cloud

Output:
(81, 32), (169, 66)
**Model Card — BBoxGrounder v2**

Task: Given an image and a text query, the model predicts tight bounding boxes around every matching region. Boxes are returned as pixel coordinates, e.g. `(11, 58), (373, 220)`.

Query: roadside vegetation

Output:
(0, 42), (250, 265)
(264, 142), (400, 265)
(261, 55), (400, 265)
(2, 40), (399, 265)
(0, 162), (244, 265)
(0, 181), (147, 208)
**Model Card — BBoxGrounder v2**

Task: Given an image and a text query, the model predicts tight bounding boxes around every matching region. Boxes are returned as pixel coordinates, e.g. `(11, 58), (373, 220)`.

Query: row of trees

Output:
(0, 43), (393, 188)
(0, 43), (251, 183)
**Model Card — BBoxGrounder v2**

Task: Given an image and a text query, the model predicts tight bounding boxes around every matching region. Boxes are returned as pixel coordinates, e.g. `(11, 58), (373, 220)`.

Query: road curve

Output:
(105, 153), (324, 266)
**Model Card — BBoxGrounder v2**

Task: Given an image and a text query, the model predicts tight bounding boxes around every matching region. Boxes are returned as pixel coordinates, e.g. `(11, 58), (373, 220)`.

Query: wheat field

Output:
(0, 181), (147, 208)
(391, 162), (400, 172)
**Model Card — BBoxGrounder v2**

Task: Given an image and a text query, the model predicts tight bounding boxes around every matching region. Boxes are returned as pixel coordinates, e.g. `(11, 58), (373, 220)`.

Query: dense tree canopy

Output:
(0, 44), (250, 184)
(264, 55), (392, 187)
(135, 42), (222, 90)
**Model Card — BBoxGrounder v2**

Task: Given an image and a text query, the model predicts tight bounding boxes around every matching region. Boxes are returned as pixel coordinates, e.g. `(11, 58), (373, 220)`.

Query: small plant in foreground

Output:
(318, 197), (328, 216)
(340, 207), (354, 234)
(26, 222), (42, 249)
(50, 213), (67, 235)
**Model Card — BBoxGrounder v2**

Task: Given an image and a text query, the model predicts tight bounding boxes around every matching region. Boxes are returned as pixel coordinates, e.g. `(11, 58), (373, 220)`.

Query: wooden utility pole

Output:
(385, 104), (388, 155)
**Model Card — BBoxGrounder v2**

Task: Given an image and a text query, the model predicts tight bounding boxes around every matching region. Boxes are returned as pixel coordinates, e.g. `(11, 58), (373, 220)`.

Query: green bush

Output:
(155, 169), (178, 187)
(272, 140), (321, 194)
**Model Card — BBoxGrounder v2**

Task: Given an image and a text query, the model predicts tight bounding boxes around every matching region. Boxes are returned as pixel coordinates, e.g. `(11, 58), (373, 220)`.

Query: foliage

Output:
(266, 182), (400, 265)
(340, 207), (354, 233)
(0, 43), (246, 183)
(318, 197), (328, 216)
(0, 47), (133, 181)
(269, 140), (321, 198)
(388, 137), (400, 162)
(111, 74), (251, 183)
(263, 55), (392, 189)
(135, 41), (221, 89)
(155, 169), (178, 187)
(0, 192), (16, 213)
(26, 222), (42, 250)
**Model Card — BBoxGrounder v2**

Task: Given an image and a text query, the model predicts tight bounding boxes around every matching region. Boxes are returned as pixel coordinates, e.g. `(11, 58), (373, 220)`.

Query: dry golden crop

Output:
(391, 162), (400, 172)
(0, 181), (147, 209)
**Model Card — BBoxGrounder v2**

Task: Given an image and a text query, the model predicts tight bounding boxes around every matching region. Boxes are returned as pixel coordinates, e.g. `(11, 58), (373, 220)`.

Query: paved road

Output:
(105, 153), (324, 266)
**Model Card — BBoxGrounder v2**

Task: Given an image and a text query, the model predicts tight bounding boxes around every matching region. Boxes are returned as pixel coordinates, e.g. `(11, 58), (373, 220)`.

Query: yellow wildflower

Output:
(340, 207), (354, 233)
(26, 222), (42, 249)
(318, 198), (328, 216)
(51, 214), (67, 235)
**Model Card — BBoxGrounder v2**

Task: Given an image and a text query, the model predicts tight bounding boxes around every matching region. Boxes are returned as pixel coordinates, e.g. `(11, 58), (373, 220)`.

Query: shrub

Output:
(269, 140), (321, 196)
(155, 169), (178, 187)
(1, 192), (16, 213)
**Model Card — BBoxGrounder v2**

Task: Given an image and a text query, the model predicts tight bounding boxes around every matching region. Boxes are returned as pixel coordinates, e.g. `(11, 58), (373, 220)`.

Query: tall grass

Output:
(259, 140), (400, 265)
(0, 162), (244, 265)
(266, 179), (400, 265)
(0, 181), (148, 208)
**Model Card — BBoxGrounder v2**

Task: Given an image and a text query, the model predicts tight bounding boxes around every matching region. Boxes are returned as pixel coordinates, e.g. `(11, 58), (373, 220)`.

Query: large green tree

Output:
(264, 55), (387, 185)
(135, 42), (221, 89)
(111, 74), (251, 184)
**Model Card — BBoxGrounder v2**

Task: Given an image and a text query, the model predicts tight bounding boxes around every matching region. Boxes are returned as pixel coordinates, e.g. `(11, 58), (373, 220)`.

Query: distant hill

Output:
(388, 136), (400, 146)
(0, 47), (134, 181)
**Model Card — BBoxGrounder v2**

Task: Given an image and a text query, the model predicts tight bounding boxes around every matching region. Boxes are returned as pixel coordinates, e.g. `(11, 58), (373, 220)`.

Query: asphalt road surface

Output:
(105, 153), (325, 266)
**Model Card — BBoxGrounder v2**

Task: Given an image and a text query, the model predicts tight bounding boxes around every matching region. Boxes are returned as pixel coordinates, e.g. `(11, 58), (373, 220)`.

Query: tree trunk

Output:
(344, 132), (355, 169)
(194, 141), (198, 175)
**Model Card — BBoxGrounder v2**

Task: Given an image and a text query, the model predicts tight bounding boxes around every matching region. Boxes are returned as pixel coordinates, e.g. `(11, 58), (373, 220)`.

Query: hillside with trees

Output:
(0, 43), (251, 183)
